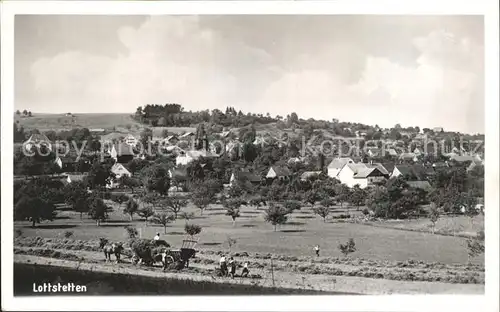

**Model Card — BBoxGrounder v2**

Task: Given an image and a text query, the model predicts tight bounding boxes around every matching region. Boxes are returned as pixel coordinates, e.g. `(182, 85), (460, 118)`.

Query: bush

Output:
(63, 231), (74, 238)
(338, 238), (356, 257)
(185, 224), (202, 237)
(15, 229), (23, 238)
(362, 208), (370, 216)
(124, 226), (139, 239)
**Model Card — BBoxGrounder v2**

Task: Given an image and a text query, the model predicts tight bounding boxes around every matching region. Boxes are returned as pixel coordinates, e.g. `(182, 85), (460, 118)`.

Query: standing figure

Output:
(314, 245), (320, 257)
(228, 257), (236, 279)
(219, 255), (227, 276)
(241, 261), (250, 277)
(154, 233), (160, 241)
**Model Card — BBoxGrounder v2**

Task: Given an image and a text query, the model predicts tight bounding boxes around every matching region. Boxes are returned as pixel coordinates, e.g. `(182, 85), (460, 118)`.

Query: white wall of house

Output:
(336, 166), (357, 187)
(266, 168), (277, 179)
(352, 178), (369, 188)
(392, 167), (403, 178)
(176, 154), (194, 166)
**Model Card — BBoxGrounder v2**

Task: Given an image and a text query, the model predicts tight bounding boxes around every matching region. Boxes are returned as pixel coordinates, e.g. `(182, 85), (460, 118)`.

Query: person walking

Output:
(228, 257), (236, 279)
(241, 261), (250, 278)
(314, 245), (320, 257)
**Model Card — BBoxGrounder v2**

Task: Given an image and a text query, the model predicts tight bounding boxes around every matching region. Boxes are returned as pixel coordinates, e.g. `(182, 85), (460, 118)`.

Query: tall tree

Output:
(164, 197), (188, 219)
(14, 196), (56, 228)
(124, 198), (139, 221)
(264, 203), (288, 231)
(152, 212), (175, 234)
(223, 198), (242, 226)
(88, 196), (112, 226)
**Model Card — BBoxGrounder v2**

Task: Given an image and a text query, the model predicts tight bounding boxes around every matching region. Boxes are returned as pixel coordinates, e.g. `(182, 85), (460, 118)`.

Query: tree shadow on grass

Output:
(295, 216), (315, 219)
(28, 224), (77, 230)
(241, 224), (256, 228)
(167, 232), (185, 235)
(54, 216), (71, 220)
(286, 221), (306, 226)
(201, 242), (221, 246)
(100, 223), (133, 228)
(280, 229), (306, 233)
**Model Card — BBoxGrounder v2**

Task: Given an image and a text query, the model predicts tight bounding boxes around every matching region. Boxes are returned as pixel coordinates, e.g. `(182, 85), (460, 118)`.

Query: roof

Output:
(394, 164), (433, 180)
(353, 168), (376, 178)
(27, 133), (51, 143)
(186, 150), (219, 159)
(269, 166), (291, 177)
(179, 132), (195, 138)
(170, 168), (188, 180)
(345, 163), (368, 174)
(66, 174), (86, 182)
(300, 171), (322, 180)
(234, 171), (261, 183)
(449, 154), (475, 162)
(387, 149), (398, 156)
(399, 153), (416, 160)
(367, 163), (390, 175)
(327, 157), (354, 169)
(111, 163), (131, 175)
(407, 181), (432, 191)
(382, 162), (396, 174)
(114, 143), (135, 156)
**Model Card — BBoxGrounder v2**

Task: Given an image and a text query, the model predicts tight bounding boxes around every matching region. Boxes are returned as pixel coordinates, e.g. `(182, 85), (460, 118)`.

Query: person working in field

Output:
(314, 245), (320, 257)
(228, 257), (237, 279)
(241, 261), (249, 277)
(219, 255), (227, 276)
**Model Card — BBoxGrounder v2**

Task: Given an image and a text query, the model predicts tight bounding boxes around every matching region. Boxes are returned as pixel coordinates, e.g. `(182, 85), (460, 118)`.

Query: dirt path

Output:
(14, 247), (484, 295)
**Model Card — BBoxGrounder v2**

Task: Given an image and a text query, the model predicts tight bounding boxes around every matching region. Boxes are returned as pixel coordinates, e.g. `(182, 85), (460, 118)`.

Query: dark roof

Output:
(367, 163), (390, 175)
(234, 171), (261, 183)
(394, 164), (433, 180)
(407, 181), (432, 191)
(354, 167), (386, 178)
(382, 162), (396, 174)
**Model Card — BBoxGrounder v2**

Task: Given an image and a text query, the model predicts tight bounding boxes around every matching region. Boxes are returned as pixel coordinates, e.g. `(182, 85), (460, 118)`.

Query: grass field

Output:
(15, 113), (143, 133)
(14, 200), (484, 266)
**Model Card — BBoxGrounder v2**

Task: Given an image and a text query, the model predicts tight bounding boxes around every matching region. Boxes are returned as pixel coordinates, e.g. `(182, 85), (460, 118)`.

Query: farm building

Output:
(230, 171), (262, 187)
(327, 157), (354, 178)
(266, 166), (291, 181)
(111, 143), (135, 164)
(336, 163), (386, 188)
(176, 150), (219, 166)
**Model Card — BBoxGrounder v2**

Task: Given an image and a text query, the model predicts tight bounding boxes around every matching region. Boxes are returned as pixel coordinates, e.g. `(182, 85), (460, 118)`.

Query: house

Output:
(230, 171), (262, 187)
(253, 136), (267, 146)
(352, 167), (387, 188)
(367, 163), (390, 177)
(89, 128), (105, 134)
(163, 135), (179, 145)
(175, 150), (219, 166)
(179, 132), (195, 139)
(124, 134), (138, 146)
(386, 149), (399, 157)
(406, 181), (433, 192)
(63, 174), (87, 185)
(288, 157), (305, 164)
(366, 148), (381, 158)
(433, 127), (444, 133)
(54, 157), (77, 171)
(336, 163), (386, 188)
(266, 166), (291, 181)
(399, 153), (418, 162)
(108, 163), (132, 188)
(391, 164), (432, 181)
(327, 157), (354, 178)
(111, 143), (135, 164)
(24, 133), (52, 152)
(300, 171), (322, 181)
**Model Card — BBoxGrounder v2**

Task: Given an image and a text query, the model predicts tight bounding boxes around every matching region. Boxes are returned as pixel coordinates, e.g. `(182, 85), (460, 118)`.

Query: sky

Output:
(15, 15), (484, 133)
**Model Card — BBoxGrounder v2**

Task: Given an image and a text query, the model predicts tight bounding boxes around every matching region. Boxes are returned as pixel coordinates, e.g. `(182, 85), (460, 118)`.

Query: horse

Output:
(99, 238), (124, 263)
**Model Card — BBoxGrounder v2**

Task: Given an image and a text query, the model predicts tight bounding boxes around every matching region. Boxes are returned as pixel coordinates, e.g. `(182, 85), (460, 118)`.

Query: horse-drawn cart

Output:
(162, 238), (198, 270)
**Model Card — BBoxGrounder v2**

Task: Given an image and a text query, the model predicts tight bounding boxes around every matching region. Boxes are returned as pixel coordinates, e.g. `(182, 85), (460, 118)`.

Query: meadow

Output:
(14, 200), (484, 266)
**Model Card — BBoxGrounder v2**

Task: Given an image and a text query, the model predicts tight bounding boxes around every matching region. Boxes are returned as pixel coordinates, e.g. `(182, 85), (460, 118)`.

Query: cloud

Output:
(24, 16), (484, 133)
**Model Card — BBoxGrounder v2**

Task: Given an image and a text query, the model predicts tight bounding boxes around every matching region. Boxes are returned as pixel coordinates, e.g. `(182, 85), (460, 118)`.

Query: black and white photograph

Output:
(1, 1), (499, 311)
